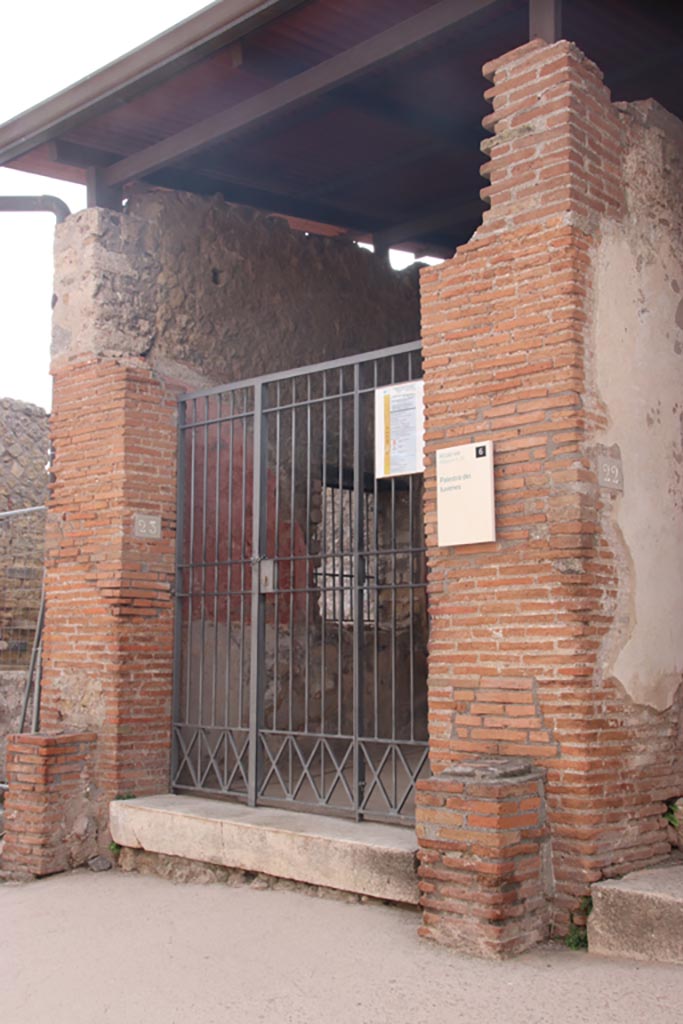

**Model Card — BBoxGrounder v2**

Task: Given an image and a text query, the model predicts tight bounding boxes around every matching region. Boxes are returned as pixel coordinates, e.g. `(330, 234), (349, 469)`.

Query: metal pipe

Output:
(31, 637), (44, 734)
(0, 195), (70, 222)
(0, 505), (46, 520)
(18, 576), (46, 734)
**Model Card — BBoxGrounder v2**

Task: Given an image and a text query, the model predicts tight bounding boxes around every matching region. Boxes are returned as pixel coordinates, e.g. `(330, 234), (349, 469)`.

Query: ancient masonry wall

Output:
(52, 191), (420, 391)
(417, 38), (683, 952)
(1, 198), (420, 875)
(0, 399), (48, 776)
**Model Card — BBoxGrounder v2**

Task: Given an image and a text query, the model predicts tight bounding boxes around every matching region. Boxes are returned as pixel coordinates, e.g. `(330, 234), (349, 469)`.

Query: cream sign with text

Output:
(436, 441), (496, 546)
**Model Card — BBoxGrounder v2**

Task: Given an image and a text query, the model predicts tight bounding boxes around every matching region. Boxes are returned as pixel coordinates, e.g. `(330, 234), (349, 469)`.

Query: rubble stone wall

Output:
(0, 399), (48, 778)
(52, 192), (421, 390)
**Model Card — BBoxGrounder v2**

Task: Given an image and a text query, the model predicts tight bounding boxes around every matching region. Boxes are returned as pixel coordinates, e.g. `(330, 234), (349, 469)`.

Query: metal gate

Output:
(172, 341), (428, 823)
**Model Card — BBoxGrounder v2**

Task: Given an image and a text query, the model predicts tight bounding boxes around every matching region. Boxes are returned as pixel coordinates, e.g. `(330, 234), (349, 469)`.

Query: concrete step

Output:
(588, 864), (683, 964)
(110, 794), (419, 904)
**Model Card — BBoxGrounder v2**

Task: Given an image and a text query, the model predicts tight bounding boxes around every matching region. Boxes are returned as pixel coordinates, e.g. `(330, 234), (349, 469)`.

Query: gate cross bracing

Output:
(172, 341), (429, 823)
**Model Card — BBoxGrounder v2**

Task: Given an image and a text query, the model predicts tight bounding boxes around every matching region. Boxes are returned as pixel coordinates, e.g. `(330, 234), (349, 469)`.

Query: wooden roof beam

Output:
(51, 138), (393, 228)
(102, 0), (500, 189)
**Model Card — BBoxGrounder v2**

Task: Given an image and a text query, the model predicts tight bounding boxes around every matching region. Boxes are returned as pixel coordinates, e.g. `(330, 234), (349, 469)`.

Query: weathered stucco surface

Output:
(52, 190), (420, 388)
(593, 101), (683, 710)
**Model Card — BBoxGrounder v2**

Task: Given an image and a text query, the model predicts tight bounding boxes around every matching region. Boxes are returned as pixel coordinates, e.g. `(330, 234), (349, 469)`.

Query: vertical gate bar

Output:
(198, 396), (210, 758)
(320, 371), (328, 755)
(238, 398), (249, 729)
(330, 379), (336, 629)
(273, 381), (281, 732)
(185, 402), (197, 728)
(352, 362), (365, 820)
(171, 398), (187, 787)
(194, 401), (203, 782)
(212, 396), (222, 730)
(372, 359), (380, 742)
(248, 382), (267, 806)
(408, 352), (417, 745)
(390, 359), (398, 811)
(284, 382), (291, 795)
(224, 391), (234, 734)
(336, 366), (344, 737)
(304, 374), (312, 734)
(408, 472), (415, 744)
(288, 379), (297, 745)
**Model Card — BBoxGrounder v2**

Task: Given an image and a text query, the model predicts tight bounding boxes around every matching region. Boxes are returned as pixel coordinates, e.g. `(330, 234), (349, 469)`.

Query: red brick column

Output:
(417, 37), (671, 944)
(31, 356), (177, 857)
(2, 733), (97, 876)
(417, 758), (548, 957)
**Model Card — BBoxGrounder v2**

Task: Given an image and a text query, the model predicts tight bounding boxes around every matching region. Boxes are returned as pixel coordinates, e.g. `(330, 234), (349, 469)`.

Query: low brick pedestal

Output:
(416, 757), (549, 957)
(2, 732), (97, 876)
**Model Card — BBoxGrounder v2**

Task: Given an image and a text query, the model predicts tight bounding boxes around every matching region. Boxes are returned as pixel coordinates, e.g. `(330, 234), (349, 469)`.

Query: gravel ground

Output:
(2, 869), (681, 1024)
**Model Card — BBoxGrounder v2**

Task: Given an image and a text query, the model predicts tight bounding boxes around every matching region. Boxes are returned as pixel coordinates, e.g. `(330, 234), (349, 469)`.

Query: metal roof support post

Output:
(86, 167), (122, 210)
(529, 0), (562, 43)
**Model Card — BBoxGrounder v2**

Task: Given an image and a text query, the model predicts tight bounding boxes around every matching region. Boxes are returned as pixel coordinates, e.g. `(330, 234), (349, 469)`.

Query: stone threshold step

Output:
(588, 864), (683, 965)
(110, 794), (419, 905)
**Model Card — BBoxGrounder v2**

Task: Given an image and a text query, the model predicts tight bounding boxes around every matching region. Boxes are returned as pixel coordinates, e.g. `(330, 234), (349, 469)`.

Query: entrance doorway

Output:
(172, 341), (428, 823)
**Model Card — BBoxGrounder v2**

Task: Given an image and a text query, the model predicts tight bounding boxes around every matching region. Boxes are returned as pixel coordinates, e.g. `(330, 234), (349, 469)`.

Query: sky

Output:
(0, 1), (432, 412)
(0, 1), (215, 410)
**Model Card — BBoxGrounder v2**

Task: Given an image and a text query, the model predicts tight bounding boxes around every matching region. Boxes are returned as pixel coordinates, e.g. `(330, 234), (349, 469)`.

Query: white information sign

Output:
(436, 441), (496, 547)
(375, 380), (425, 478)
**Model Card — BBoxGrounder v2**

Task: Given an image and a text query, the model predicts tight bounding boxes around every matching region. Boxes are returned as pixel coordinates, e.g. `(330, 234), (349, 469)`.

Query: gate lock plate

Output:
(259, 558), (277, 594)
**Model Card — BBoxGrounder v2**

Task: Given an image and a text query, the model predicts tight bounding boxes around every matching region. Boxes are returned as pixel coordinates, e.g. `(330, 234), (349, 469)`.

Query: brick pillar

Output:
(42, 358), (177, 819)
(417, 38), (636, 944)
(417, 758), (548, 957)
(3, 733), (97, 876)
(3, 354), (177, 874)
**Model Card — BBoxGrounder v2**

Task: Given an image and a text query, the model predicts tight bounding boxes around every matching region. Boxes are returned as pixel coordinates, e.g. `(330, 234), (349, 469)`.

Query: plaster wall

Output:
(593, 101), (683, 711)
(52, 190), (420, 389)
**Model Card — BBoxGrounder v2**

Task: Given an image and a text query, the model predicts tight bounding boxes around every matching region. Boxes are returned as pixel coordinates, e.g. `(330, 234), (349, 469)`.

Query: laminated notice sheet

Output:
(374, 380), (425, 478)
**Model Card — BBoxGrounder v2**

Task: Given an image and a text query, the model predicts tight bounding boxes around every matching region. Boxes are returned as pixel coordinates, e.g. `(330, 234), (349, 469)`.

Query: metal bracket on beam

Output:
(86, 167), (123, 211)
(372, 236), (391, 264)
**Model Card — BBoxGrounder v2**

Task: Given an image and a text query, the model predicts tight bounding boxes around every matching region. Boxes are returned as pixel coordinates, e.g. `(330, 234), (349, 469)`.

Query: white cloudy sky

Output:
(0, 1), (210, 410)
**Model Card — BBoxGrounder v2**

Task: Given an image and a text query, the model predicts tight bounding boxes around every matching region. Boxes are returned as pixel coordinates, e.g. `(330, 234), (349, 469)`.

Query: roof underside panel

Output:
(3, 0), (683, 253)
